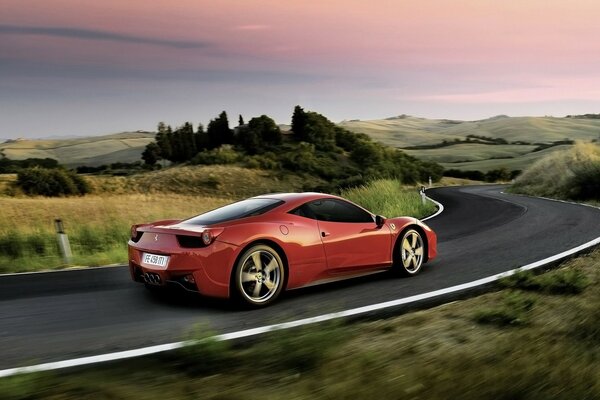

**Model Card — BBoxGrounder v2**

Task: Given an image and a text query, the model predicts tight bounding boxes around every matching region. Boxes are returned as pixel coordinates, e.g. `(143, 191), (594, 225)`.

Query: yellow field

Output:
(0, 194), (230, 235)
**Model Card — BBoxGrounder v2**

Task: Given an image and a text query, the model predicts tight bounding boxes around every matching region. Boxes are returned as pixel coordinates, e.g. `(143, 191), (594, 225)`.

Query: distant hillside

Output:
(340, 115), (600, 172)
(0, 131), (154, 167)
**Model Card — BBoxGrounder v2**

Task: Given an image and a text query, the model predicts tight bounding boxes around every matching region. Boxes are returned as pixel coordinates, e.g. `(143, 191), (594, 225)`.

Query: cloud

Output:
(233, 24), (271, 31)
(0, 57), (326, 85)
(0, 24), (211, 49)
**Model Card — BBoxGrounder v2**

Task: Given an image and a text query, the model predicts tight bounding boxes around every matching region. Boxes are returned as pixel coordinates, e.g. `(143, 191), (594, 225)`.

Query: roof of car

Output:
(254, 192), (338, 202)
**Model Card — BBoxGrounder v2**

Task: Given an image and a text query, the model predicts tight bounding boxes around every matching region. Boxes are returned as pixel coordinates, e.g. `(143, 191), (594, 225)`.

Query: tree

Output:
(155, 122), (172, 160)
(142, 142), (160, 165)
(235, 115), (282, 154)
(207, 111), (233, 149)
(291, 105), (307, 137)
(194, 123), (209, 152)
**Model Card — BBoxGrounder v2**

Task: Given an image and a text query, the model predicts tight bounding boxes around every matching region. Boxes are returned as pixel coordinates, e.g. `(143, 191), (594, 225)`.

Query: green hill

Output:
(0, 131), (154, 167)
(340, 115), (600, 172)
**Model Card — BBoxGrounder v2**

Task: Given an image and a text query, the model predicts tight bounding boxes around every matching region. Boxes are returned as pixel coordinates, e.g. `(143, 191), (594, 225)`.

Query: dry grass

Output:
(0, 194), (229, 235)
(511, 142), (600, 200)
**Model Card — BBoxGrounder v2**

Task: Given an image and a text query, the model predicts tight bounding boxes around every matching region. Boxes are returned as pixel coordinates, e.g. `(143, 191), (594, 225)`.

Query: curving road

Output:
(1, 185), (599, 369)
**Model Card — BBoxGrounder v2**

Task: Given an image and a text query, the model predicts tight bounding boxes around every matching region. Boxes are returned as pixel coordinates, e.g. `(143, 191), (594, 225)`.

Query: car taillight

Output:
(130, 225), (143, 242)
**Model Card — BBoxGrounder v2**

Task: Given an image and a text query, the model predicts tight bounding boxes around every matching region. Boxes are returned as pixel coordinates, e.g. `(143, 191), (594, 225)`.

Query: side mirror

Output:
(375, 215), (385, 228)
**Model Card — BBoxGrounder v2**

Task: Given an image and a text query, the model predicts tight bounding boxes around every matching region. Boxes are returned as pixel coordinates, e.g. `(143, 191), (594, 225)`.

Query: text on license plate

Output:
(142, 253), (169, 267)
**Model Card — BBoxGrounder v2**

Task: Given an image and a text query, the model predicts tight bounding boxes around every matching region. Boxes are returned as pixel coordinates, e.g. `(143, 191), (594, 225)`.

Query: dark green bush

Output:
(190, 146), (241, 165)
(16, 167), (90, 197)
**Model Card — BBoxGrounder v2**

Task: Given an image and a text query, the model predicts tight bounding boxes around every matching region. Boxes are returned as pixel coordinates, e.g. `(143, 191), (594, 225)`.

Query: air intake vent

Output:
(177, 235), (206, 248)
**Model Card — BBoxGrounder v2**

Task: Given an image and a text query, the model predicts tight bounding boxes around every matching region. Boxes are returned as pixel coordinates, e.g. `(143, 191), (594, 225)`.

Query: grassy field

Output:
(438, 144), (573, 172)
(0, 132), (154, 167)
(0, 175), (435, 273)
(341, 115), (600, 172)
(2, 249), (598, 399)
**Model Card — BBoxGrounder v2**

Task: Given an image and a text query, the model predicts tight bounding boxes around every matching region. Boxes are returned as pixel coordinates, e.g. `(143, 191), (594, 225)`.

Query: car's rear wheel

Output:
(396, 229), (425, 275)
(234, 244), (285, 307)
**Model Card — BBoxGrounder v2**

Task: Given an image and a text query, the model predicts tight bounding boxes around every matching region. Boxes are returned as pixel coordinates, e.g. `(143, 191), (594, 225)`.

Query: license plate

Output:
(142, 252), (169, 268)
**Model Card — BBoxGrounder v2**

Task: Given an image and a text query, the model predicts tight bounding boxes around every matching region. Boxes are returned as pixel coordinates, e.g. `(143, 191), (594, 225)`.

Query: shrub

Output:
(16, 167), (90, 197)
(191, 146), (241, 165)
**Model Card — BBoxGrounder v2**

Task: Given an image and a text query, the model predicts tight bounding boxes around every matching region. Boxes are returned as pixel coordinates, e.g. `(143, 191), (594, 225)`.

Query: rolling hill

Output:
(0, 131), (154, 167)
(340, 115), (600, 171)
(2, 115), (599, 172)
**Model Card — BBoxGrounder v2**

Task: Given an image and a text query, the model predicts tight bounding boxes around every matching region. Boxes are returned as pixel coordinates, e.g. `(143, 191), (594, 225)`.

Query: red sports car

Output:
(128, 192), (437, 307)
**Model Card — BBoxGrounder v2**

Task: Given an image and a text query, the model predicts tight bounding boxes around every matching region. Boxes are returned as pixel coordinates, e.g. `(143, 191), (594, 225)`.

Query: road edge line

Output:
(421, 192), (444, 221)
(2, 234), (598, 378)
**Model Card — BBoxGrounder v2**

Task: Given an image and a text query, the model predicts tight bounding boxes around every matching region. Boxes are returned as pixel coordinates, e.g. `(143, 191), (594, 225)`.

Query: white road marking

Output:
(2, 235), (598, 378)
(421, 193), (444, 221)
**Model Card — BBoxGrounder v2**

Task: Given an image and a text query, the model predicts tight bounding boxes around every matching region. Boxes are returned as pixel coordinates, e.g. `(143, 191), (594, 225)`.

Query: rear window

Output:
(183, 198), (284, 225)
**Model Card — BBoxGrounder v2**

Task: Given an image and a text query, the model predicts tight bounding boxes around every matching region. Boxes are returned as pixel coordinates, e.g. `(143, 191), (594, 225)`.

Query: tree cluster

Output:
(142, 106), (445, 192)
(0, 157), (59, 174)
(143, 112), (233, 165)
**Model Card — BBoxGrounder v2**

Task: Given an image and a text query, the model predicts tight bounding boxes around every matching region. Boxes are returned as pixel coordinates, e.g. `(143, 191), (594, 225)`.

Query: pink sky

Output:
(2, 0), (600, 137)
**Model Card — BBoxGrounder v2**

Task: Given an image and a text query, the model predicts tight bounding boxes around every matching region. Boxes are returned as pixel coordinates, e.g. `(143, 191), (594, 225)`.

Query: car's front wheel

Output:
(396, 229), (425, 275)
(234, 244), (285, 307)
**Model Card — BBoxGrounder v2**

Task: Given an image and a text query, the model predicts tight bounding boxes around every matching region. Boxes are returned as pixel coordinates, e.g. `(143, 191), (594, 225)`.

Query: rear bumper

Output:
(128, 240), (237, 298)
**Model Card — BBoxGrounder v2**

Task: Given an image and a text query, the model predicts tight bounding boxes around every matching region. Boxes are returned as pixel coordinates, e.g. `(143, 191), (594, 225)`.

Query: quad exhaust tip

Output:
(143, 272), (162, 285)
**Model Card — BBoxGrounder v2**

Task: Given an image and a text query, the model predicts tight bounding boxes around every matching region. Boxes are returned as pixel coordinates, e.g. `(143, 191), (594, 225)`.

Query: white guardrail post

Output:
(54, 219), (72, 264)
(420, 185), (427, 205)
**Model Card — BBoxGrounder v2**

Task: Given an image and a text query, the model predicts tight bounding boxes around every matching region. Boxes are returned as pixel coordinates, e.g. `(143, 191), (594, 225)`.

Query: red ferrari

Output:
(128, 192), (437, 307)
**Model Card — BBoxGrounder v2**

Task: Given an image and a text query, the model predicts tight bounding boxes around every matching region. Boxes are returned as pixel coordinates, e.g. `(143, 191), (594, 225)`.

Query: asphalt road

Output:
(1, 185), (599, 369)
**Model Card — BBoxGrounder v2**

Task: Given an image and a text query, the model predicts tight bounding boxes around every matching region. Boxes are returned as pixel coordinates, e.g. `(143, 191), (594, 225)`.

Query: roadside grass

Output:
(1, 249), (598, 399)
(0, 194), (229, 273)
(342, 179), (436, 218)
(0, 178), (434, 273)
(510, 142), (600, 200)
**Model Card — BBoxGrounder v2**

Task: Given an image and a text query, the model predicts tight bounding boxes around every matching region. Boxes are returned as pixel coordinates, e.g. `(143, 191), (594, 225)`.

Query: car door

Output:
(305, 199), (392, 273)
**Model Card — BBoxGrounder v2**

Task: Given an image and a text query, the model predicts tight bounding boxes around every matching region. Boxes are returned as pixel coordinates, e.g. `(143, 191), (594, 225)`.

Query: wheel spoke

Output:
(252, 281), (263, 297)
(414, 247), (423, 256)
(411, 256), (417, 269)
(402, 239), (412, 252)
(403, 254), (412, 268)
(241, 272), (255, 282)
(410, 233), (417, 248)
(264, 258), (278, 274)
(264, 279), (275, 290)
(252, 252), (263, 270)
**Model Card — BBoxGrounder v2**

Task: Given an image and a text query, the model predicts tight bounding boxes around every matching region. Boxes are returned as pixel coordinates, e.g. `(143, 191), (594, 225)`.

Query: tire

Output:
(395, 228), (425, 276)
(234, 244), (285, 307)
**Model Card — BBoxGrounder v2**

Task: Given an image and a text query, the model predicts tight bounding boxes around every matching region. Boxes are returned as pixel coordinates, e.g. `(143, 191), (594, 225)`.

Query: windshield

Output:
(183, 198), (284, 225)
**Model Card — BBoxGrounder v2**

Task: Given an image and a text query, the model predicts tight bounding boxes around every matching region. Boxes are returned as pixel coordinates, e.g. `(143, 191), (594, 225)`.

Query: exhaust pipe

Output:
(144, 272), (162, 284)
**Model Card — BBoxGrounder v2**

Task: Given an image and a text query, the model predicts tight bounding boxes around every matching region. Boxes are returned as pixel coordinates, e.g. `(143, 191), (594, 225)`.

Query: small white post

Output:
(55, 219), (72, 264)
(428, 176), (432, 188)
(420, 186), (427, 205)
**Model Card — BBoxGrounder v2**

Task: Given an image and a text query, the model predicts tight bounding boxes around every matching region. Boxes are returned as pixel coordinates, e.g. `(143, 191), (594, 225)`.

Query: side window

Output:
(306, 199), (373, 223)
(289, 204), (317, 220)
